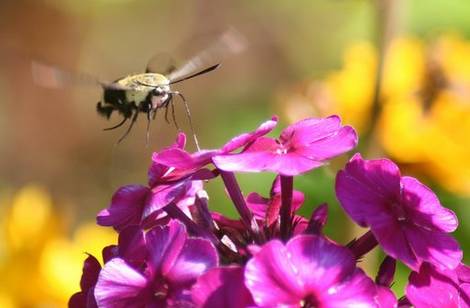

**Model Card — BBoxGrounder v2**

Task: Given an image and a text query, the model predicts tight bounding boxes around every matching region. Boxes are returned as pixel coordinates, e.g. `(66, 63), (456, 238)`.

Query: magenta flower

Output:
(244, 234), (378, 307)
(406, 262), (470, 308)
(94, 220), (218, 307)
(152, 116), (279, 172)
(147, 132), (187, 186)
(97, 132), (210, 231)
(96, 185), (149, 232)
(213, 115), (358, 176)
(192, 266), (255, 308)
(96, 179), (202, 231)
(69, 254), (101, 308)
(336, 154), (462, 271)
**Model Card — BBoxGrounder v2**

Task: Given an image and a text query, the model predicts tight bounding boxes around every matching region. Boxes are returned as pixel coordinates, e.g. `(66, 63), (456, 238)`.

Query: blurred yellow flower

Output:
(0, 185), (116, 307)
(281, 35), (470, 196)
(280, 43), (377, 133)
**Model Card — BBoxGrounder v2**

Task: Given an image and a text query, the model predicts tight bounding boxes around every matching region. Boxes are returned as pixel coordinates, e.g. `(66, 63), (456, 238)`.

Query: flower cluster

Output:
(70, 116), (468, 308)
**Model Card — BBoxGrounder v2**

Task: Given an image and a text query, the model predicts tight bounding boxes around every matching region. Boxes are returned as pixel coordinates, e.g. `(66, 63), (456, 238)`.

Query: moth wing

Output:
(31, 61), (104, 88)
(145, 52), (178, 75)
(167, 27), (247, 82)
(31, 61), (138, 91)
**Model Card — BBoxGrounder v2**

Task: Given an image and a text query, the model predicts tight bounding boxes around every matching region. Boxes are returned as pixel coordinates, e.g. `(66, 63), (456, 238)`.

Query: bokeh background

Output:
(0, 0), (469, 306)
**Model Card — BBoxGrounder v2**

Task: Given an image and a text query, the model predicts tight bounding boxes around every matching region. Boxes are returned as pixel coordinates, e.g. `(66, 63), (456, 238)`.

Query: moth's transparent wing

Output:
(167, 27), (247, 83)
(145, 52), (178, 75)
(31, 61), (103, 88)
(31, 61), (132, 90)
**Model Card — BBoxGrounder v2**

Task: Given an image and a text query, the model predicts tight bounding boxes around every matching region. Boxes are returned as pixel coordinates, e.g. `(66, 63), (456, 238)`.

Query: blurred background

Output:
(0, 0), (469, 306)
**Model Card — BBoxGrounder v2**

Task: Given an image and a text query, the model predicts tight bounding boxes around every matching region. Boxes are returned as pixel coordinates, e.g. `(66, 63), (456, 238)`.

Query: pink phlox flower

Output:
(244, 234), (378, 307)
(94, 220), (218, 307)
(406, 262), (470, 308)
(96, 180), (202, 232)
(97, 133), (208, 231)
(152, 116), (279, 175)
(213, 115), (358, 176)
(336, 153), (462, 271)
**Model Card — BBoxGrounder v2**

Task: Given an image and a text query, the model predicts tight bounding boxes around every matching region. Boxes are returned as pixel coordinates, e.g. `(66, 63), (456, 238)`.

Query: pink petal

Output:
(174, 132), (187, 149)
(142, 180), (191, 221)
(245, 192), (269, 219)
(94, 258), (148, 308)
(222, 116), (278, 153)
(148, 133), (186, 186)
(296, 125), (358, 161)
(306, 203), (328, 234)
(96, 185), (149, 231)
(375, 286), (398, 308)
(211, 212), (245, 231)
(457, 264), (470, 283)
(146, 220), (187, 276)
(291, 190), (305, 211)
(319, 269), (378, 307)
(280, 115), (342, 145)
(404, 225), (462, 271)
(460, 284), (470, 308)
(153, 148), (218, 170)
(214, 136), (324, 176)
(175, 180), (203, 210)
(214, 140), (274, 171)
(406, 263), (461, 308)
(372, 221), (419, 270)
(80, 254), (101, 291)
(166, 238), (219, 288)
(118, 226), (147, 265)
(245, 240), (303, 306)
(401, 176), (458, 232)
(286, 235), (356, 292)
(335, 154), (401, 226)
(102, 245), (118, 263)
(292, 215), (309, 235)
(148, 160), (170, 187)
(192, 266), (255, 308)
(68, 292), (87, 308)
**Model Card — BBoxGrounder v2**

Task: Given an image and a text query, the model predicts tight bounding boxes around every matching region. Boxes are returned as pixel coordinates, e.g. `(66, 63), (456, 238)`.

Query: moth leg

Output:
(117, 111), (139, 144)
(103, 117), (128, 131)
(146, 110), (152, 147)
(164, 102), (170, 124)
(152, 107), (158, 120)
(169, 95), (180, 131)
(170, 91), (200, 151)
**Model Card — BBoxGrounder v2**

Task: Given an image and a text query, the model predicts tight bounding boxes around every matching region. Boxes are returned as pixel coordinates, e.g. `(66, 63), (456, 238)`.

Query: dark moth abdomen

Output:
(97, 87), (154, 119)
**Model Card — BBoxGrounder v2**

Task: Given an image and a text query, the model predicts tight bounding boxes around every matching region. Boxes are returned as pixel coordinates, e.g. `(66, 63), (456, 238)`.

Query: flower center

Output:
(276, 147), (288, 155)
(275, 139), (289, 155)
(300, 294), (320, 308)
(153, 279), (170, 300)
(389, 201), (407, 222)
